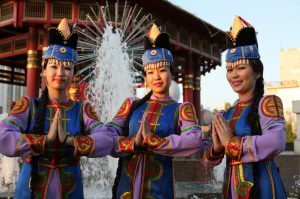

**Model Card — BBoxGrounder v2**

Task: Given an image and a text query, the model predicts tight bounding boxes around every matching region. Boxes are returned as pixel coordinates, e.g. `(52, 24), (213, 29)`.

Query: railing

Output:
(265, 80), (299, 87)
(24, 0), (45, 19)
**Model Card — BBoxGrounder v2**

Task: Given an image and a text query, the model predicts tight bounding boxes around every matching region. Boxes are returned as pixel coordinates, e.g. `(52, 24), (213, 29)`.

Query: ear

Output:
(42, 69), (46, 77)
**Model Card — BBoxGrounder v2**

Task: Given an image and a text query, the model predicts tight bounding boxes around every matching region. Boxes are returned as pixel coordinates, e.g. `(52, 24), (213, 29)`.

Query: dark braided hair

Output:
(246, 59), (264, 198)
(29, 61), (49, 198)
(246, 59), (264, 136)
(112, 90), (153, 199)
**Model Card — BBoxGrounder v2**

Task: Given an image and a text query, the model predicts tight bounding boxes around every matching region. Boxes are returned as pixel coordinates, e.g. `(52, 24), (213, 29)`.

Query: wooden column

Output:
(26, 26), (40, 98)
(41, 29), (49, 91)
(183, 52), (194, 103)
(193, 55), (201, 122)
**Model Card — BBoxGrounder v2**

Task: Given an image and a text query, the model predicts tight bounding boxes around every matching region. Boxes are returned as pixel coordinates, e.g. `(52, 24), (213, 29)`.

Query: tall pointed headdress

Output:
(142, 24), (173, 70)
(226, 16), (260, 68)
(43, 18), (78, 66)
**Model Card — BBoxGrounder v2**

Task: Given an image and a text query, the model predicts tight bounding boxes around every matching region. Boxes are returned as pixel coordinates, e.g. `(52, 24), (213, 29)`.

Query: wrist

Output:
(212, 145), (225, 155)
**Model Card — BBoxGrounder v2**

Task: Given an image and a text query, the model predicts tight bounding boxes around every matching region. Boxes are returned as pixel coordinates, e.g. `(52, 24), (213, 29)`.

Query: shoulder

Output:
(82, 101), (99, 121)
(114, 97), (137, 118)
(9, 96), (31, 116)
(259, 95), (284, 119)
(179, 102), (198, 122)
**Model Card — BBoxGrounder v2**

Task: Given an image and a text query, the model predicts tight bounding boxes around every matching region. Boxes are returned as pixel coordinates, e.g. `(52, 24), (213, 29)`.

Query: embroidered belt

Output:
(230, 157), (273, 165)
(23, 157), (80, 168)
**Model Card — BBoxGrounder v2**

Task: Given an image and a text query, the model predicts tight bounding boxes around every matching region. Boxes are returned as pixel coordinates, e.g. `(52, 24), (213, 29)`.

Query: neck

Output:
(238, 90), (254, 102)
(152, 92), (170, 99)
(48, 88), (67, 101)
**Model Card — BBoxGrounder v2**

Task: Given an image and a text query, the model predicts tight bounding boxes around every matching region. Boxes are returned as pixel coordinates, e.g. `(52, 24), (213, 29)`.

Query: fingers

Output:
(214, 112), (229, 132)
(57, 109), (62, 132)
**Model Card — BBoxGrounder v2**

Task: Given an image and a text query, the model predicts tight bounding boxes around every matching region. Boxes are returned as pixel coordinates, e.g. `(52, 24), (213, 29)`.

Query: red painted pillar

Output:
(193, 55), (201, 122)
(26, 26), (40, 98)
(41, 29), (49, 91)
(183, 52), (194, 103)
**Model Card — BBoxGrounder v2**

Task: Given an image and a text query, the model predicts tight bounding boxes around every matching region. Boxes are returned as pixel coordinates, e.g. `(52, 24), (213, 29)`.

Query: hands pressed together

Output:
(46, 108), (74, 146)
(134, 114), (152, 147)
(211, 112), (233, 153)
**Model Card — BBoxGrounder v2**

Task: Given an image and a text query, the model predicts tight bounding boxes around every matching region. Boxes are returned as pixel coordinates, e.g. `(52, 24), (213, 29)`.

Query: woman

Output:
(105, 24), (204, 199)
(203, 16), (286, 198)
(0, 18), (113, 199)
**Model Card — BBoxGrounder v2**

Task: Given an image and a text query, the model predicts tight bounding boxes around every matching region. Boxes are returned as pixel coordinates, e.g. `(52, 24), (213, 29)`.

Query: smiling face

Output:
(226, 63), (260, 100)
(145, 65), (172, 98)
(43, 60), (74, 93)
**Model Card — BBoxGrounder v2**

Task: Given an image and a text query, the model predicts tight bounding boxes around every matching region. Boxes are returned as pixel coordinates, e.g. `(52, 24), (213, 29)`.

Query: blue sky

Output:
(169, 0), (300, 110)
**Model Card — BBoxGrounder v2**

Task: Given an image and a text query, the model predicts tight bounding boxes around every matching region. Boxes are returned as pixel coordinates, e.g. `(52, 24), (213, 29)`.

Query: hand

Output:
(57, 109), (73, 146)
(213, 112), (233, 146)
(211, 122), (224, 153)
(140, 114), (151, 139)
(46, 109), (59, 144)
(134, 128), (143, 147)
(134, 114), (151, 146)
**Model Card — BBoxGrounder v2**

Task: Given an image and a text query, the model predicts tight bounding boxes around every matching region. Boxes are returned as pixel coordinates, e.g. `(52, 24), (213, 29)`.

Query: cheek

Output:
(226, 72), (231, 82)
(145, 75), (151, 85)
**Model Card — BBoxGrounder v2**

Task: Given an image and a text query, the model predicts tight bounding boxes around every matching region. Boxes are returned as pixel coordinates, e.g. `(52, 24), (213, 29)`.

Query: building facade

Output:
(265, 48), (300, 133)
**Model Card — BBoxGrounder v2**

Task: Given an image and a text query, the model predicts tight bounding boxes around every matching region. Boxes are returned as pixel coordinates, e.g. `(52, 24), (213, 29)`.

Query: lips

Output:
(54, 78), (66, 83)
(231, 80), (242, 87)
(153, 82), (163, 87)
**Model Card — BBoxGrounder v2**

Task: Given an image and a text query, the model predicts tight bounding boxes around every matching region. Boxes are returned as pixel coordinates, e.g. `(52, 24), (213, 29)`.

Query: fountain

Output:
(0, 2), (227, 199)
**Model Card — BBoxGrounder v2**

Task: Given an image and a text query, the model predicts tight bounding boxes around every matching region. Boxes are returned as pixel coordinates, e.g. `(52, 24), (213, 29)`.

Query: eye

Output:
(237, 66), (246, 70)
(226, 68), (233, 72)
(159, 67), (167, 72)
(50, 64), (57, 69)
(146, 71), (153, 75)
(64, 66), (72, 71)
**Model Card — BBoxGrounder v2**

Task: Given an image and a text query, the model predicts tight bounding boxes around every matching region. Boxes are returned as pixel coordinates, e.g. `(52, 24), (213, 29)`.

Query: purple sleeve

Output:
(240, 95), (286, 163)
(109, 97), (136, 157)
(76, 102), (113, 157)
(86, 98), (135, 157)
(0, 96), (43, 157)
(148, 102), (204, 157)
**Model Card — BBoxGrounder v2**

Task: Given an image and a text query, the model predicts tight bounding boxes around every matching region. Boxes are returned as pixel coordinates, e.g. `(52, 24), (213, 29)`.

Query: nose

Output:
(56, 65), (65, 76)
(153, 70), (161, 80)
(231, 68), (239, 78)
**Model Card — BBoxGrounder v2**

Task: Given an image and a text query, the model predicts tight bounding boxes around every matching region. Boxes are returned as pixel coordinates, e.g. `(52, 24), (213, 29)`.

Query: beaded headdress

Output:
(226, 16), (260, 68)
(43, 18), (78, 67)
(142, 24), (173, 70)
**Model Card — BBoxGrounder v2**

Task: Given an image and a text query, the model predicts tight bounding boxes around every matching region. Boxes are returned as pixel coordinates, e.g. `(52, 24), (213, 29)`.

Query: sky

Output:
(168, 0), (300, 110)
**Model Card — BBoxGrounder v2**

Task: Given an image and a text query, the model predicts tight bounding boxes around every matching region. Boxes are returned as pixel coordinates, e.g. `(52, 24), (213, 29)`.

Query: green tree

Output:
(225, 102), (231, 111)
(286, 120), (296, 143)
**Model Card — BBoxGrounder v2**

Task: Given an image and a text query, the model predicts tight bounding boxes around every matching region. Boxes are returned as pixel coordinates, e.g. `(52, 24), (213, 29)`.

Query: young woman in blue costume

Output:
(101, 24), (205, 199)
(0, 19), (113, 199)
(203, 16), (287, 199)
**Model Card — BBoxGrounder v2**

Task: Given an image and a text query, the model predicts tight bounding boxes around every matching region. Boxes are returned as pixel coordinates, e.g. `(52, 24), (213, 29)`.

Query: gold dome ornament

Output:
(67, 77), (82, 101)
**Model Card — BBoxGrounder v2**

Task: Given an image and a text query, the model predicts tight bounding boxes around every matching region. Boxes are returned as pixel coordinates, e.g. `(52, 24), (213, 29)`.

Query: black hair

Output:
(247, 59), (264, 198)
(247, 59), (264, 136)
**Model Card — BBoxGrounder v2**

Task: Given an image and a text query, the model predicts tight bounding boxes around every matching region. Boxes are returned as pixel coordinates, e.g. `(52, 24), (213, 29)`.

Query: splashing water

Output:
(81, 25), (134, 199)
(289, 175), (300, 198)
(86, 25), (134, 122)
(0, 113), (20, 198)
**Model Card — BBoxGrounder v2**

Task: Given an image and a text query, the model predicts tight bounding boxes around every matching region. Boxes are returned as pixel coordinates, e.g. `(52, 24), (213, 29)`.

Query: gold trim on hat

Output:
(226, 59), (250, 69)
(144, 61), (170, 71)
(227, 16), (253, 44)
(57, 18), (71, 40)
(148, 24), (161, 46)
